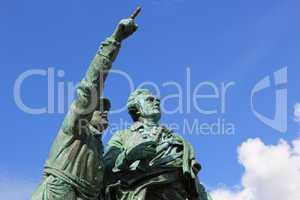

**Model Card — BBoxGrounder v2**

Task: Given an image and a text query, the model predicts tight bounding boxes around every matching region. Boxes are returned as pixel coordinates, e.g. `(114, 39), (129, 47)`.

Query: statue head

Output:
(90, 98), (111, 132)
(127, 89), (161, 123)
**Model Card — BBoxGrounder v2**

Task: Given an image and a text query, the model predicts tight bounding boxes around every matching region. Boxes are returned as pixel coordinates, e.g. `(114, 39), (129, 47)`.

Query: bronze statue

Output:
(31, 11), (138, 200)
(31, 7), (211, 200)
(103, 89), (210, 200)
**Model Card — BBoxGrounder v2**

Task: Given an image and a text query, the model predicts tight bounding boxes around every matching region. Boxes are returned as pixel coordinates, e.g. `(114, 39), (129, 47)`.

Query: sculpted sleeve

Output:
(103, 131), (125, 168)
(102, 131), (125, 186)
(61, 38), (121, 135)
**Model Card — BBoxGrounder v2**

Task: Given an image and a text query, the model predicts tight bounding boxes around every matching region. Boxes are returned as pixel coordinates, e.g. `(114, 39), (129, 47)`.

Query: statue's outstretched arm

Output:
(62, 18), (138, 135)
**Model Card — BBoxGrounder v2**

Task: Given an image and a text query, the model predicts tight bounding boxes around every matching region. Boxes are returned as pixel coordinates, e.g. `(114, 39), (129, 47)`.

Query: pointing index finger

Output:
(129, 6), (141, 20)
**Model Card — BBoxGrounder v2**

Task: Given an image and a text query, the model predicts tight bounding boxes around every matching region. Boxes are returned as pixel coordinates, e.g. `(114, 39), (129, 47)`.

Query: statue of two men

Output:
(31, 9), (210, 200)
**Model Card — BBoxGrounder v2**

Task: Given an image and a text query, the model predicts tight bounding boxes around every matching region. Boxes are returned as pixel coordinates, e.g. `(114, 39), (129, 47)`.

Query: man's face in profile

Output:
(90, 98), (110, 132)
(90, 110), (109, 132)
(137, 94), (161, 121)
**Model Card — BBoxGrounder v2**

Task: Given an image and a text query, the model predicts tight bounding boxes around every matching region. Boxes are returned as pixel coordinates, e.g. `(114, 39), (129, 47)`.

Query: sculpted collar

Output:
(129, 121), (169, 133)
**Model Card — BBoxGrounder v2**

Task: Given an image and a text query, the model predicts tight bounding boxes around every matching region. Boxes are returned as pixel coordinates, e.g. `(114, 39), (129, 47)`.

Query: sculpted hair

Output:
(127, 89), (151, 121)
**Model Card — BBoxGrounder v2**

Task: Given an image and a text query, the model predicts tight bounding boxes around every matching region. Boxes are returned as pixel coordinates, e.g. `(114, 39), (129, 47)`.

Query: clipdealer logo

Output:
(251, 67), (288, 133)
(13, 66), (288, 135)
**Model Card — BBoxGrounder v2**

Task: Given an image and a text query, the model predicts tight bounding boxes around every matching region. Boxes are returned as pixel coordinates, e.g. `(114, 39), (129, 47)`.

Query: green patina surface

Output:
(31, 9), (212, 200)
(103, 89), (210, 200)
(31, 18), (137, 200)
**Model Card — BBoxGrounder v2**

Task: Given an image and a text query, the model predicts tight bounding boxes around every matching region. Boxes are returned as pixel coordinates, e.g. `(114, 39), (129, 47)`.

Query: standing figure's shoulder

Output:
(112, 128), (131, 138)
(160, 125), (180, 138)
(161, 125), (189, 143)
(107, 128), (131, 147)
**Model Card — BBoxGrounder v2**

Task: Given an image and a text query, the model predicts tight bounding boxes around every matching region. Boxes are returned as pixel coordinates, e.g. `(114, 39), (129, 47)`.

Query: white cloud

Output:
(0, 174), (37, 200)
(211, 138), (300, 200)
(294, 103), (300, 122)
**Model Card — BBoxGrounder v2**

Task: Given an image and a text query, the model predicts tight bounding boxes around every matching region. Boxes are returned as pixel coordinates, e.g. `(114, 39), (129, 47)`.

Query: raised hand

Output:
(112, 18), (138, 42)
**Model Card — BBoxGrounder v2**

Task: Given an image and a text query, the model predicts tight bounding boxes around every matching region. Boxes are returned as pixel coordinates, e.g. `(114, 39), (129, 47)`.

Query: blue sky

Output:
(1, 0), (300, 199)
